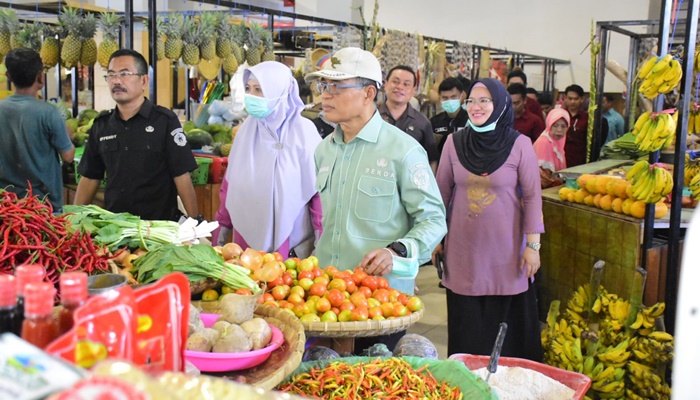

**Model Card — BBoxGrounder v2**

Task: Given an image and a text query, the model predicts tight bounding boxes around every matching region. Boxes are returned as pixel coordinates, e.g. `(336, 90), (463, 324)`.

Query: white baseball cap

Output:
(305, 47), (383, 87)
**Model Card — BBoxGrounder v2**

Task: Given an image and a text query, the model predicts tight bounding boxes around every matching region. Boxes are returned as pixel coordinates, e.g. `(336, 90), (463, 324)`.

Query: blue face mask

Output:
(468, 120), (498, 132)
(441, 99), (461, 114)
(244, 94), (275, 119)
(461, 103), (468, 111)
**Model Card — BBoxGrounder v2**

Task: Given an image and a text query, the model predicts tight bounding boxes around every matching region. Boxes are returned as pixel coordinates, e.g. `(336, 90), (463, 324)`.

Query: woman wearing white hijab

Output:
(215, 61), (323, 258)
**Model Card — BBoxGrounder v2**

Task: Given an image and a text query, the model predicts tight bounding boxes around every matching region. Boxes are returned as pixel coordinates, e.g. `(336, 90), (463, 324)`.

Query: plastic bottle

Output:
(0, 275), (20, 335)
(21, 282), (58, 349)
(58, 272), (88, 335)
(14, 264), (46, 334)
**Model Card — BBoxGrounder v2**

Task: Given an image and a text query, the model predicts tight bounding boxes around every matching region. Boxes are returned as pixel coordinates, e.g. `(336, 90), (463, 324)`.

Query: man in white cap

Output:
(306, 48), (446, 348)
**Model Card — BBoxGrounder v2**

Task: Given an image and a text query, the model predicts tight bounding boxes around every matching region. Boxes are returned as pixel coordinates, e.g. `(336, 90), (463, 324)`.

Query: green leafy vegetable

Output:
(63, 204), (179, 251)
(132, 244), (260, 293)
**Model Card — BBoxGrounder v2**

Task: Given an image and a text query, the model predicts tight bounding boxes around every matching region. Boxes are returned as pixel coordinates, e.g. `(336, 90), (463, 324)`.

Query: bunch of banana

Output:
(626, 361), (672, 399)
(627, 301), (665, 334)
(626, 160), (674, 203)
(690, 172), (700, 200)
(684, 155), (700, 186)
(631, 111), (677, 152)
(637, 54), (683, 99)
(694, 47), (700, 74)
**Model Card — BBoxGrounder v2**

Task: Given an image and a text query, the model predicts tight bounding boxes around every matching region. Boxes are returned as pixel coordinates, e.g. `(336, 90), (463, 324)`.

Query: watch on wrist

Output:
(387, 242), (407, 258)
(526, 242), (541, 251)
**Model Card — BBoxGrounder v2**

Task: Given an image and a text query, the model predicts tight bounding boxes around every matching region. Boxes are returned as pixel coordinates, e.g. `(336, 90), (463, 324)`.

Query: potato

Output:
(212, 324), (252, 353)
(219, 293), (257, 324)
(211, 320), (231, 335)
(186, 332), (212, 352)
(240, 318), (272, 350)
(201, 328), (221, 344)
(188, 305), (204, 337)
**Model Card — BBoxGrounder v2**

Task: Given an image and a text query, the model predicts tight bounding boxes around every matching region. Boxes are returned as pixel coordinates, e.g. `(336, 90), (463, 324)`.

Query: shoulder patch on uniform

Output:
(171, 127), (187, 146)
(409, 162), (431, 191)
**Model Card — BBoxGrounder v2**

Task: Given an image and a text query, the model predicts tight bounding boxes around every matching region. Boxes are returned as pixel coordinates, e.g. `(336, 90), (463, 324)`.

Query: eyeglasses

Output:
(103, 71), (144, 82)
(465, 98), (493, 107)
(314, 80), (365, 95)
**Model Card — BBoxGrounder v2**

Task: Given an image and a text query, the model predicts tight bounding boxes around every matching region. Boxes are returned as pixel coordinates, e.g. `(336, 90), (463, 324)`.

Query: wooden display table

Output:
(538, 186), (690, 318)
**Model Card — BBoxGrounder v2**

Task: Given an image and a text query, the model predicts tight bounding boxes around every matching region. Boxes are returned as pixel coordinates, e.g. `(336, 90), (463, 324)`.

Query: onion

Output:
(222, 243), (243, 260)
(239, 248), (263, 271)
(254, 261), (284, 283)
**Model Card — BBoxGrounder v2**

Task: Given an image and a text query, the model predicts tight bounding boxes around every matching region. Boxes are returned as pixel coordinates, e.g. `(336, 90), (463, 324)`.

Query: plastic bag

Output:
(392, 333), (439, 359)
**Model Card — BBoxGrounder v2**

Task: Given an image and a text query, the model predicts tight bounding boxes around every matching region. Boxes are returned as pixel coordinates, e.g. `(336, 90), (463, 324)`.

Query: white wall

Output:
(299, 0), (655, 93)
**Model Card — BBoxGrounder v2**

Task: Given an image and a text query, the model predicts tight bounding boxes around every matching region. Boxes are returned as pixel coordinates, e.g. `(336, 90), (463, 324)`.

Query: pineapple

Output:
(40, 26), (61, 69)
(79, 13), (97, 66)
(245, 22), (264, 66)
(163, 15), (184, 60)
(0, 8), (19, 55)
(230, 20), (246, 65)
(154, 16), (165, 61)
(181, 18), (204, 66)
(97, 11), (122, 68)
(16, 22), (43, 52)
(222, 53), (239, 74)
(261, 29), (275, 62)
(198, 13), (217, 61)
(215, 12), (232, 58)
(60, 7), (83, 69)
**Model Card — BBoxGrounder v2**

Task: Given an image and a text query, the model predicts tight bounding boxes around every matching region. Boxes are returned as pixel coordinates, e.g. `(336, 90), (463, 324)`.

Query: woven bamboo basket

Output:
(190, 302), (306, 390)
(301, 307), (424, 338)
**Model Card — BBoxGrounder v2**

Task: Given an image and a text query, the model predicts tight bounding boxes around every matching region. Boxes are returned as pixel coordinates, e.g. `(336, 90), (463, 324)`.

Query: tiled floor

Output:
(407, 265), (448, 359)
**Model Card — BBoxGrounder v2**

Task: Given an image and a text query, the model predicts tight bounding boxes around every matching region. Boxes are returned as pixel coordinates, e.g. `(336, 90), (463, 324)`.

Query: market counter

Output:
(538, 186), (689, 319)
(63, 183), (222, 222)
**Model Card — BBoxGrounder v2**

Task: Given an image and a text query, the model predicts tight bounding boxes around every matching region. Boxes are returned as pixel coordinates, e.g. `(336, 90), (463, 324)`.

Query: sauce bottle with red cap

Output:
(14, 264), (46, 334)
(58, 272), (88, 335)
(21, 282), (58, 349)
(0, 275), (20, 335)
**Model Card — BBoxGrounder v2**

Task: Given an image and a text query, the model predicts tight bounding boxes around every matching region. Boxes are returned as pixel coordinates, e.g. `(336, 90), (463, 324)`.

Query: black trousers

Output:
(446, 280), (543, 362)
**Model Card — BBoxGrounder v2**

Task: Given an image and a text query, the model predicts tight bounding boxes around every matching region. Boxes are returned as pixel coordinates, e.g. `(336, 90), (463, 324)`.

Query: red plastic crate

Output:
(192, 153), (228, 184)
(449, 353), (592, 400)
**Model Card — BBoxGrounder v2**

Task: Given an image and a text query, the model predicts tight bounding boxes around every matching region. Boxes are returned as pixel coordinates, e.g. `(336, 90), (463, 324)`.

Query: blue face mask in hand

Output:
(441, 99), (461, 114)
(244, 94), (275, 118)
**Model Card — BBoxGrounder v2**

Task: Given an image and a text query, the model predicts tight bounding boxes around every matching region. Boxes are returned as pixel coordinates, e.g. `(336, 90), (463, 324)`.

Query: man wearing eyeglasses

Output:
(378, 66), (438, 174)
(306, 48), (446, 331)
(74, 49), (199, 221)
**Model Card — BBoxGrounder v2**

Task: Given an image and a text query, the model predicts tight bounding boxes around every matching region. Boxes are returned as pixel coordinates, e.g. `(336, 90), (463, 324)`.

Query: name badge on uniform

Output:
(407, 125), (414, 131)
(145, 126), (154, 133)
(435, 127), (448, 133)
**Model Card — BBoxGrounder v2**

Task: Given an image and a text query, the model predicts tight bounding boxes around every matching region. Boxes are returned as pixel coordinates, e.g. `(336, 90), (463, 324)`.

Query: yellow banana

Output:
(644, 302), (666, 318)
(633, 112), (651, 133)
(658, 80), (676, 94)
(695, 110), (700, 133)
(637, 55), (659, 79)
(689, 113), (695, 135)
(662, 59), (681, 81)
(626, 160), (649, 181)
(629, 312), (645, 329)
(593, 380), (625, 394)
(595, 364), (616, 381)
(648, 330), (674, 342)
(651, 53), (673, 75)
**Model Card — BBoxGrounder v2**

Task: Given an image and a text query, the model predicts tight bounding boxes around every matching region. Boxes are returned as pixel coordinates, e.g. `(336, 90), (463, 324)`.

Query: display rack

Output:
(471, 45), (569, 94)
(591, 0), (699, 334)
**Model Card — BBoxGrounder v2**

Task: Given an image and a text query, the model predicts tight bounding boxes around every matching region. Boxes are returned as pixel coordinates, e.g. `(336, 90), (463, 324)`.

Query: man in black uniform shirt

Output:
(74, 49), (199, 221)
(378, 65), (438, 173)
(430, 77), (469, 156)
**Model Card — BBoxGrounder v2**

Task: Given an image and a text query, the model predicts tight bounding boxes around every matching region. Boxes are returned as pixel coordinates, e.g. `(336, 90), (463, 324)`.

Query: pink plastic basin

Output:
(185, 313), (283, 372)
(449, 353), (592, 400)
